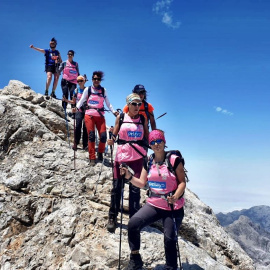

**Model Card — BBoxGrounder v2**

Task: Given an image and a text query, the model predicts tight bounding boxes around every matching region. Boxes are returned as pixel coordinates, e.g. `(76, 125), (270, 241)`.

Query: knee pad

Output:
(89, 131), (95, 142)
(100, 131), (107, 143)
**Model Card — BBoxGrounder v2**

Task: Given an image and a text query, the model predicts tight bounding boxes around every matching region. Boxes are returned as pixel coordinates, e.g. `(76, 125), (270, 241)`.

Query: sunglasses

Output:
(68, 54), (74, 56)
(77, 80), (84, 83)
(130, 102), (142, 107)
(150, 139), (163, 145)
(92, 77), (101, 81)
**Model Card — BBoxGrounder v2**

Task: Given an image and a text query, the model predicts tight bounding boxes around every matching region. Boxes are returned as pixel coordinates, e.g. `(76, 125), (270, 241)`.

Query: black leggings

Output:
(61, 79), (76, 109)
(74, 111), (88, 148)
(128, 203), (184, 270)
(109, 159), (143, 219)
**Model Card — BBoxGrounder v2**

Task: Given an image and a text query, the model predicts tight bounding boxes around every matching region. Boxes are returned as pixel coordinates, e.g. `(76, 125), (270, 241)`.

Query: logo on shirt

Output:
(69, 70), (77, 74)
(148, 181), (166, 190)
(127, 131), (142, 138)
(89, 100), (99, 105)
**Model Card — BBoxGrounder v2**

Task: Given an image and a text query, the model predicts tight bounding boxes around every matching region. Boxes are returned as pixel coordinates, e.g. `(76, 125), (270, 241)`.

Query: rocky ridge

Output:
(0, 80), (255, 270)
(217, 207), (270, 270)
(216, 205), (270, 233)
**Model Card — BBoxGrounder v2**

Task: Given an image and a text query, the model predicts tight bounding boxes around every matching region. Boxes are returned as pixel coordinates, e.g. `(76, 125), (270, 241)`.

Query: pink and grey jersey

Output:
(75, 86), (115, 116)
(115, 114), (146, 162)
(85, 86), (105, 117)
(61, 60), (79, 84)
(147, 154), (185, 211)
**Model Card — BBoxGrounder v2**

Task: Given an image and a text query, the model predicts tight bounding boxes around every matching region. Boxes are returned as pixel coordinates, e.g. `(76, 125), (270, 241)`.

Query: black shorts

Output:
(45, 65), (56, 74)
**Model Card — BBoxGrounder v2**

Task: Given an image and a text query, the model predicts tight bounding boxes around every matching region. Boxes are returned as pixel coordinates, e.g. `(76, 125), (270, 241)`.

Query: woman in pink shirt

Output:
(121, 129), (186, 270)
(107, 93), (149, 233)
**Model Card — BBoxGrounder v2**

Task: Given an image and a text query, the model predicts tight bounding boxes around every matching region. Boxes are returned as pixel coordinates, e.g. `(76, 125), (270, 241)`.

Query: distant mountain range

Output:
(216, 205), (270, 270)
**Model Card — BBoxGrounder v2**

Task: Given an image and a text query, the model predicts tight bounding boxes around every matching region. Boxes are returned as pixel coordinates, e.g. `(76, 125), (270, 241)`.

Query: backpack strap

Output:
(119, 112), (125, 129)
(139, 114), (145, 126)
(88, 86), (91, 98)
(101, 87), (105, 98)
(165, 150), (188, 182)
(165, 151), (185, 173)
(143, 100), (150, 124)
(118, 113), (145, 130)
(73, 87), (79, 98)
(87, 86), (105, 98)
(75, 61), (79, 74)
(147, 153), (155, 175)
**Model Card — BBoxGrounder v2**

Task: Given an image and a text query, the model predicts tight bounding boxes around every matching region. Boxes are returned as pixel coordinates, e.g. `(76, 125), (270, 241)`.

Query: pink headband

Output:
(149, 130), (166, 144)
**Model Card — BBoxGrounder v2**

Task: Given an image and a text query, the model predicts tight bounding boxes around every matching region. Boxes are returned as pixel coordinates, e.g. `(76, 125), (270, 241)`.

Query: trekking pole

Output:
(118, 167), (126, 270)
(63, 101), (71, 147)
(118, 163), (135, 270)
(93, 143), (109, 195)
(73, 115), (76, 170)
(95, 128), (98, 148)
(109, 127), (114, 175)
(156, 112), (167, 120)
(169, 203), (183, 270)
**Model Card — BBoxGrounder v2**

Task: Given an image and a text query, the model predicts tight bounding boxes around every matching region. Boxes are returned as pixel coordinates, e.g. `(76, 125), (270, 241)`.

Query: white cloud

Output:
(214, 106), (234, 116)
(153, 0), (181, 29)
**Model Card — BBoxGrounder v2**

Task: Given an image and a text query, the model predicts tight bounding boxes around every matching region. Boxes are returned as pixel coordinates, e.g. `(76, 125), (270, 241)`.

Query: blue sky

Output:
(1, 0), (269, 213)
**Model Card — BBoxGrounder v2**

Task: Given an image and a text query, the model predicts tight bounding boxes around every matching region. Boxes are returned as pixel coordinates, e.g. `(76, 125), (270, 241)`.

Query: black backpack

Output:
(140, 100), (149, 118)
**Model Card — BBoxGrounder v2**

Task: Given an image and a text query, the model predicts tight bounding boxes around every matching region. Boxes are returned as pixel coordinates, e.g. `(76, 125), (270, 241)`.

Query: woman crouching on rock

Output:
(120, 129), (186, 270)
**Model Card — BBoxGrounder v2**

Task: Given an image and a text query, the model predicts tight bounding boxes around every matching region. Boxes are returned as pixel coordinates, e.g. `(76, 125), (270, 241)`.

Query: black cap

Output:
(132, 84), (146, 94)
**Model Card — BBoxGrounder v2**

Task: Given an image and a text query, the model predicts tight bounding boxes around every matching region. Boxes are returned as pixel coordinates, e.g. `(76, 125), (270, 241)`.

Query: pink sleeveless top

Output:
(63, 61), (78, 84)
(115, 114), (146, 162)
(85, 87), (105, 117)
(147, 154), (185, 210)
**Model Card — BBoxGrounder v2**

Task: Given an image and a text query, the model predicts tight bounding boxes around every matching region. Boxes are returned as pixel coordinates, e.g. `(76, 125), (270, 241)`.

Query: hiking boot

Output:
(164, 266), (177, 270)
(97, 152), (103, 162)
(68, 112), (75, 119)
(72, 144), (77, 151)
(44, 90), (49, 96)
(50, 92), (57, 99)
(89, 159), (96, 166)
(107, 218), (116, 233)
(124, 253), (143, 270)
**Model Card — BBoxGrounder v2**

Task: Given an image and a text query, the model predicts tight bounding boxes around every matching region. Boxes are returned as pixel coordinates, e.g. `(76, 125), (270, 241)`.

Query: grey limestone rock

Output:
(0, 80), (255, 270)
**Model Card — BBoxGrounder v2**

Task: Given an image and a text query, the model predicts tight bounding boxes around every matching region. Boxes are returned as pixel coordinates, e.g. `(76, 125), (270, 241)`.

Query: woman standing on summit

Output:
(59, 50), (80, 109)
(29, 37), (62, 98)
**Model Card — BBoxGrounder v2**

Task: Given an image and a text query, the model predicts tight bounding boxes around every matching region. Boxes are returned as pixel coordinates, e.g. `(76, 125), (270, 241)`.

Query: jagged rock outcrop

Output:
(217, 209), (270, 270)
(216, 205), (270, 233)
(0, 80), (255, 270)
